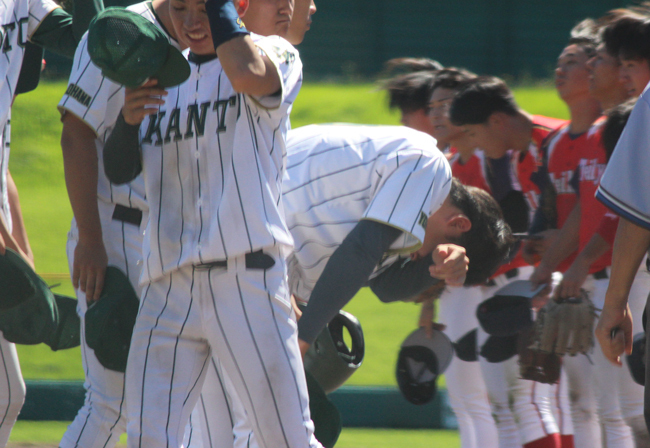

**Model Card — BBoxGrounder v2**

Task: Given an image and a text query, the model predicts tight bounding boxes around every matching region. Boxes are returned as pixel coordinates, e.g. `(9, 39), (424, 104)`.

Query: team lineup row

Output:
(380, 5), (650, 448)
(0, 0), (648, 447)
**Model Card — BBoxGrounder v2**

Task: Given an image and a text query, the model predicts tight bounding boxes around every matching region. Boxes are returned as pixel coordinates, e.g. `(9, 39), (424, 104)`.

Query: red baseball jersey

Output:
(492, 115), (566, 278)
(578, 122), (612, 273)
(449, 150), (491, 193)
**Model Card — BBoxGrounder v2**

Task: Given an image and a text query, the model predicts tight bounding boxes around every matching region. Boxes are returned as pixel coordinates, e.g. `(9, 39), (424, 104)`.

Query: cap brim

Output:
(492, 280), (546, 300)
(155, 46), (190, 88)
(401, 328), (454, 373)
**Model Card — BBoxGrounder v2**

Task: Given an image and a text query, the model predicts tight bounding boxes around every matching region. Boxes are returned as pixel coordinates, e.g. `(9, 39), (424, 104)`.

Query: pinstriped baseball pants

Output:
(125, 248), (322, 448)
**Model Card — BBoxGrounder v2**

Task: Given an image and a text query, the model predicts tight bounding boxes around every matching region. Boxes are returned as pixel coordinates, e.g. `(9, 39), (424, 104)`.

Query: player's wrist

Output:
(205, 0), (249, 50)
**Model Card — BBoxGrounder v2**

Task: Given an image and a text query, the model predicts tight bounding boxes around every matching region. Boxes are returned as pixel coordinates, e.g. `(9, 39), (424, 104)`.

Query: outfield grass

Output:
(9, 80), (568, 386)
(7, 421), (460, 448)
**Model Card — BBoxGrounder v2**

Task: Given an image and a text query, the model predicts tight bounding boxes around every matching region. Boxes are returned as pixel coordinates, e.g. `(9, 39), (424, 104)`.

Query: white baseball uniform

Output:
(0, 0), (60, 440)
(283, 124), (451, 303)
(123, 33), (322, 448)
(438, 285), (498, 448)
(58, 3), (224, 447)
(0, 115), (27, 448)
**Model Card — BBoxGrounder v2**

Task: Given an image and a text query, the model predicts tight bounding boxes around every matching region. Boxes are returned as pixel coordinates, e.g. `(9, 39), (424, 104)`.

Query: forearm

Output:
(298, 220), (401, 344)
(31, 0), (103, 59)
(61, 114), (102, 243)
(605, 218), (650, 308)
(369, 256), (439, 302)
(573, 233), (610, 273)
(103, 113), (142, 184)
(6, 172), (33, 262)
(538, 202), (581, 272)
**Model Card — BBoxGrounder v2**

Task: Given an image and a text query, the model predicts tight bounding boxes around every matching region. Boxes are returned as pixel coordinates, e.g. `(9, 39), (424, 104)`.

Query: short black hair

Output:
(383, 57), (444, 75)
(381, 71), (439, 113)
(431, 68), (477, 92)
(603, 15), (650, 62)
(601, 98), (637, 161)
(448, 76), (519, 126)
(567, 18), (599, 58)
(447, 179), (515, 285)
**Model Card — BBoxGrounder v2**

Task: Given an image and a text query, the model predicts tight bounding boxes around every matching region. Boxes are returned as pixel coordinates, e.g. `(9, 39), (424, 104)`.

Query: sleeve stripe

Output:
(596, 186), (650, 231)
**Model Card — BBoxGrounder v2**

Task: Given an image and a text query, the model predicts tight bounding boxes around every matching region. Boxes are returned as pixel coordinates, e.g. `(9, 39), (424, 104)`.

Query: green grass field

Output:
(10, 80), (568, 386)
(7, 420), (460, 447)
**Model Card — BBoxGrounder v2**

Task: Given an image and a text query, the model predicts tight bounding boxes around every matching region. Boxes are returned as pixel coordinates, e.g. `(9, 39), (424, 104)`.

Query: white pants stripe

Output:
(126, 249), (322, 448)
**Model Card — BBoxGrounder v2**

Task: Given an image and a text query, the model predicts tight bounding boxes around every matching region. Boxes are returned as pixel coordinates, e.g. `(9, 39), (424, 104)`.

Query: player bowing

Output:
(283, 124), (514, 355)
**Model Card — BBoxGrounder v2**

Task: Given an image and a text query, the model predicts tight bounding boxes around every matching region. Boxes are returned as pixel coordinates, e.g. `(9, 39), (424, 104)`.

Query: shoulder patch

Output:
(418, 211), (428, 230)
(65, 84), (92, 108)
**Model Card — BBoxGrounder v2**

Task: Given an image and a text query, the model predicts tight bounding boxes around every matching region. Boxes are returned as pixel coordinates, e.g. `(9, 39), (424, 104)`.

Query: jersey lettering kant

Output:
(139, 34), (302, 284)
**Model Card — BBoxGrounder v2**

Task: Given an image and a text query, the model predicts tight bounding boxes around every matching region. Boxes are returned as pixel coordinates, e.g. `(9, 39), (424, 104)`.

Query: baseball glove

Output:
(529, 290), (597, 356)
(518, 327), (561, 384)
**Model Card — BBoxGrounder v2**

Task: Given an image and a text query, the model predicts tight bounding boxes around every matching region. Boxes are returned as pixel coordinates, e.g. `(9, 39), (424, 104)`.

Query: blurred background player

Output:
(532, 10), (650, 447)
(450, 76), (566, 448)
(424, 67), (500, 448)
(523, 20), (602, 448)
(380, 57), (443, 134)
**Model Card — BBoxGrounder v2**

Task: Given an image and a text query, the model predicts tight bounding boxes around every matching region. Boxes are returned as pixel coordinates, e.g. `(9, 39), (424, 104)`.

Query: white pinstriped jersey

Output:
(0, 115), (10, 232)
(283, 124), (452, 301)
(57, 1), (178, 211)
(138, 34), (302, 284)
(0, 0), (57, 220)
(0, 0), (57, 133)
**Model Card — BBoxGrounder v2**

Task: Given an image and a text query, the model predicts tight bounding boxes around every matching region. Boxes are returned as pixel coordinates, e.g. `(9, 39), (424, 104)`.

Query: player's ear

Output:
(487, 112), (505, 128)
(447, 214), (472, 234)
(235, 0), (248, 16)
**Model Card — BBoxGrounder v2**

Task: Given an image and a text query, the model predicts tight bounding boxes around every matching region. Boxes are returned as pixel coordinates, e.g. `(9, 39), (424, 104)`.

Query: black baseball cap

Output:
(396, 328), (453, 405)
(88, 8), (190, 88)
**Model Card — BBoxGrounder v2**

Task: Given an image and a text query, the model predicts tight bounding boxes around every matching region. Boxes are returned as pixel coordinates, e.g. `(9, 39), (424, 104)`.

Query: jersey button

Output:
(197, 199), (203, 206)
(195, 151), (200, 159)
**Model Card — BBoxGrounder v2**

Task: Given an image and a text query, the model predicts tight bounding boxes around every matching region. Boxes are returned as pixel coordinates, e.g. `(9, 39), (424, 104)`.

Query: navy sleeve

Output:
(368, 256), (439, 303)
(297, 219), (401, 344)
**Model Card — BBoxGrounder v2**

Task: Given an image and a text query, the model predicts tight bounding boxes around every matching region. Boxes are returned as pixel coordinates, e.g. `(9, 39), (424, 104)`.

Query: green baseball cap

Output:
(88, 8), (190, 88)
(85, 266), (140, 372)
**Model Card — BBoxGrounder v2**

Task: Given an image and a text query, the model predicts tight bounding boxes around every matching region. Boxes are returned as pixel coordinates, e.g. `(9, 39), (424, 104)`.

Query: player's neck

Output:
(510, 110), (534, 153)
(567, 97), (602, 134)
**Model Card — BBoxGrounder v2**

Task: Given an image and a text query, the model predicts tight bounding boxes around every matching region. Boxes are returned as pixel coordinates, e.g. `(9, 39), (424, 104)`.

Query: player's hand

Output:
(122, 79), (167, 126)
(291, 294), (303, 320)
(529, 260), (554, 288)
(73, 238), (108, 303)
(299, 338), (310, 358)
(522, 229), (558, 265)
(554, 259), (589, 300)
(595, 303), (633, 366)
(530, 284), (551, 311)
(430, 244), (468, 286)
(418, 297), (446, 337)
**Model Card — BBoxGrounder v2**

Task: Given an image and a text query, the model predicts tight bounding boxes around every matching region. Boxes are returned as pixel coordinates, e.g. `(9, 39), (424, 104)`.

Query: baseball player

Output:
(57, 1), (220, 447)
(101, 0), (324, 446)
(0, 2), (103, 439)
(521, 23), (603, 448)
(449, 76), (568, 448)
(380, 58), (443, 135)
(283, 124), (514, 358)
(0, 115), (34, 447)
(425, 68), (499, 448)
(595, 85), (650, 436)
(532, 14), (650, 447)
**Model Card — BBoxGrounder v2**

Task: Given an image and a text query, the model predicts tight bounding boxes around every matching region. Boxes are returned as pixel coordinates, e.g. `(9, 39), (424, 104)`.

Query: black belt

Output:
(195, 250), (276, 271)
(485, 268), (519, 287)
(593, 268), (608, 280)
(112, 204), (143, 226)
